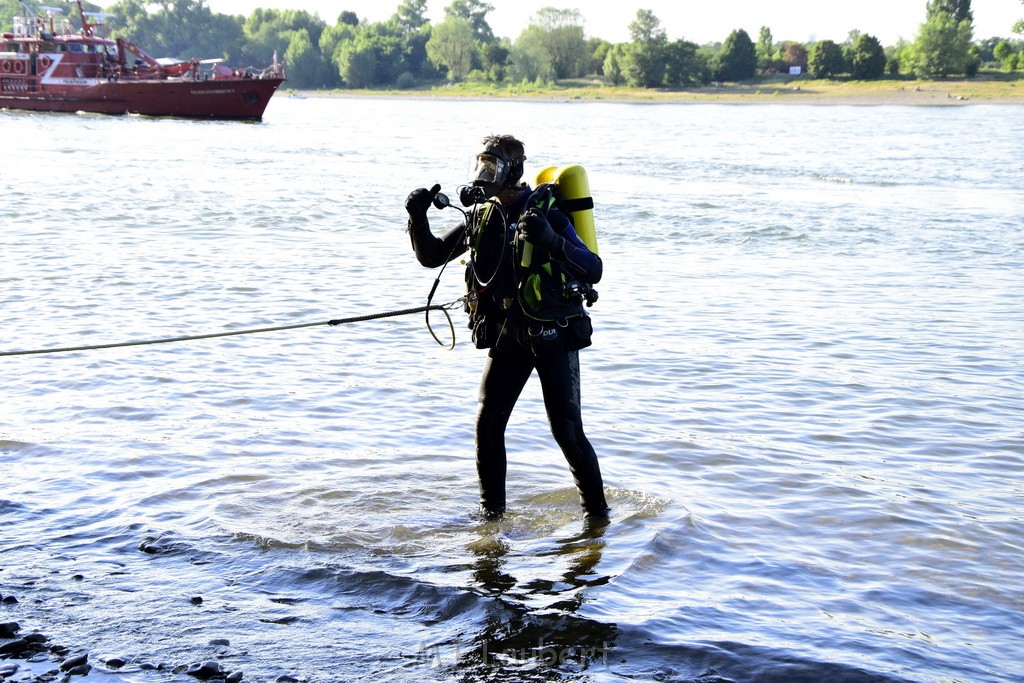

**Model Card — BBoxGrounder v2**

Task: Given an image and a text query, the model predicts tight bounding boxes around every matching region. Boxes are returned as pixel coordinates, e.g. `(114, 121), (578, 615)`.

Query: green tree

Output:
(808, 39), (845, 78)
(371, 22), (410, 82)
(394, 0), (429, 32)
(756, 26), (774, 69)
(444, 0), (494, 43)
(0, 0), (25, 33)
(480, 39), (510, 81)
(602, 43), (625, 85)
(930, 0), (973, 23)
(284, 28), (331, 88)
(993, 39), (1020, 70)
(850, 33), (886, 79)
(520, 7), (588, 79)
(887, 39), (913, 75)
(782, 41), (808, 73)
(327, 10), (434, 87)
(664, 38), (708, 85)
(108, 0), (245, 61)
(337, 38), (377, 88)
(388, 1), (437, 80)
(841, 30), (860, 71)
(319, 21), (357, 66)
(1015, 0), (1024, 34)
(912, 0), (974, 77)
(405, 26), (436, 78)
(623, 9), (667, 87)
(240, 9), (327, 70)
(716, 29), (756, 81)
(426, 15), (476, 81)
(509, 25), (554, 82)
(589, 39), (611, 75)
(975, 36), (1002, 62)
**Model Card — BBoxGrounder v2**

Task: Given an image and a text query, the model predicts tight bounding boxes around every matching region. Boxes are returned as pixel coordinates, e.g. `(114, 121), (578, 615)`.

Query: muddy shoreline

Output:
(283, 80), (1024, 106)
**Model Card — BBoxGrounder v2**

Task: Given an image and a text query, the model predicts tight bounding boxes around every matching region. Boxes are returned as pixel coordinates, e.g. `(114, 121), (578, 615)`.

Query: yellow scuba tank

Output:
(521, 164), (597, 267)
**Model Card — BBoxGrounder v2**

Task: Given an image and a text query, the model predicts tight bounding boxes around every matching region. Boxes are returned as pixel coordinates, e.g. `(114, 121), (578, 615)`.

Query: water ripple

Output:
(1, 100), (1022, 683)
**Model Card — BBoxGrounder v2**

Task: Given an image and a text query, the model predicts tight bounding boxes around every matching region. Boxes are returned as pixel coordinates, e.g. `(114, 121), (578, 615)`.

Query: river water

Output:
(1, 96), (1022, 683)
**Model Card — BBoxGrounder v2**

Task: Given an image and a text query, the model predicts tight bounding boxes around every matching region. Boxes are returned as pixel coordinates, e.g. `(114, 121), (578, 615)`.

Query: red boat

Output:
(0, 1), (285, 120)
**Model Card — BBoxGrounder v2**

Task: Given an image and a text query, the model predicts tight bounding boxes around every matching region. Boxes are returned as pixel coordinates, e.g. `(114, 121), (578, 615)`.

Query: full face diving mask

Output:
(466, 147), (523, 202)
(468, 149), (508, 194)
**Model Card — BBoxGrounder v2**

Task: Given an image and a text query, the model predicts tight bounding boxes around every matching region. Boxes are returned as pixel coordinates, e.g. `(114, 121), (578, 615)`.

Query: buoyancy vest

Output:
(515, 186), (591, 323)
(463, 181), (596, 351)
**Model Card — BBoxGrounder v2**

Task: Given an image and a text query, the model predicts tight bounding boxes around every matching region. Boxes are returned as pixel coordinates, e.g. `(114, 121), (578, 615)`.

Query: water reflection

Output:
(451, 520), (619, 680)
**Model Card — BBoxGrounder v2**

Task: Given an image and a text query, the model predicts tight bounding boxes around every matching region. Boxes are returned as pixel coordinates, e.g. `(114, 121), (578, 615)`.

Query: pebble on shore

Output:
(1, 615), (253, 683)
(1, 582), (322, 683)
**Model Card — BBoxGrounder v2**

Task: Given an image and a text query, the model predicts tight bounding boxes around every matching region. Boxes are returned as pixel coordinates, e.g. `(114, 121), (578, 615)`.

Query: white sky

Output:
(204, 0), (1023, 44)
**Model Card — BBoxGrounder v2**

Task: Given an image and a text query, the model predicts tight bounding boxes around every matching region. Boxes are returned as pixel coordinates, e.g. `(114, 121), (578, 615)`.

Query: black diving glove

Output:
(405, 184), (441, 224)
(520, 209), (562, 251)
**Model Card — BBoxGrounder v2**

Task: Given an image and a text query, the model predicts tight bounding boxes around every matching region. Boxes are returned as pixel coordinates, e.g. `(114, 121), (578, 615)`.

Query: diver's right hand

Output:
(405, 184), (441, 222)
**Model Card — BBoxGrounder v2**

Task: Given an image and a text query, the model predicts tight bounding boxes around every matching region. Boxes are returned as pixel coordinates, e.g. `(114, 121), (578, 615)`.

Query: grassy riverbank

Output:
(288, 73), (1024, 105)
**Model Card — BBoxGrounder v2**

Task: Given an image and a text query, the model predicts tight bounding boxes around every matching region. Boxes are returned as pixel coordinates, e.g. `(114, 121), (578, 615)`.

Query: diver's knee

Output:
(549, 418), (586, 450)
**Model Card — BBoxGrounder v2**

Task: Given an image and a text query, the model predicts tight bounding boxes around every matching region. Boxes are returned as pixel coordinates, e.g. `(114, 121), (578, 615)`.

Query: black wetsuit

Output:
(408, 186), (608, 518)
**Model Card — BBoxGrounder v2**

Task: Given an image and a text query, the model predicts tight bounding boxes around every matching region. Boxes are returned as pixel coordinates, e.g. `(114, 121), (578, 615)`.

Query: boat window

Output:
(68, 42), (83, 53)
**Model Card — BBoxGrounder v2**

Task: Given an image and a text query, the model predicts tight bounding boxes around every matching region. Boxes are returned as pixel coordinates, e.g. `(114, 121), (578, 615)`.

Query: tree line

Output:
(2, 0), (1023, 89)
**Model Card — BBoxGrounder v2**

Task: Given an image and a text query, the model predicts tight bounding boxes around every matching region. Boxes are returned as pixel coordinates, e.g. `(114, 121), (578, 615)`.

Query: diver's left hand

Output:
(519, 209), (561, 250)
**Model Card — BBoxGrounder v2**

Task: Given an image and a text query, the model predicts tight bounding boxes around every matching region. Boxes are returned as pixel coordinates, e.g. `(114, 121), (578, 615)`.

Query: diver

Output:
(405, 134), (609, 521)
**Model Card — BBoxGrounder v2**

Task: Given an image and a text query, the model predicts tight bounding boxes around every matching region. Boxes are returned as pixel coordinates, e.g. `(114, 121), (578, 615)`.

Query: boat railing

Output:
(12, 17), (32, 37)
(10, 6), (74, 38)
(81, 12), (112, 38)
(259, 62), (286, 80)
(203, 63), (285, 81)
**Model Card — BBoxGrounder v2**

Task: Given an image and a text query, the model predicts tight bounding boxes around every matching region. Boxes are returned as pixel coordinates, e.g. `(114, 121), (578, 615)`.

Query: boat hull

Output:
(0, 76), (284, 120)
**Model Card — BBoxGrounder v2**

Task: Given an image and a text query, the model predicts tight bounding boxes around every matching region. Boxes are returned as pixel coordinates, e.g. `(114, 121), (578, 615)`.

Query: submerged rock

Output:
(138, 532), (191, 556)
(0, 638), (27, 656)
(138, 539), (166, 554)
(186, 660), (223, 680)
(59, 652), (88, 672)
(0, 622), (20, 638)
